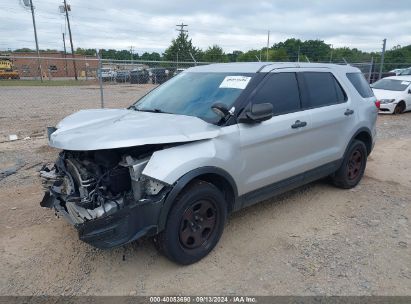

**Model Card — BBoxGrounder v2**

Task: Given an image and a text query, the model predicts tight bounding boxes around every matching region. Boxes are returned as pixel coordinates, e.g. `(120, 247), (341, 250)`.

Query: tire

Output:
(155, 180), (227, 265)
(331, 139), (367, 189)
(393, 102), (405, 115)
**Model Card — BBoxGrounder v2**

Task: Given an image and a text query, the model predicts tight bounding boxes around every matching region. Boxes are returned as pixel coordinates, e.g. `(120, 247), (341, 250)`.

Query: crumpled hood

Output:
(49, 109), (220, 151)
(372, 89), (402, 101)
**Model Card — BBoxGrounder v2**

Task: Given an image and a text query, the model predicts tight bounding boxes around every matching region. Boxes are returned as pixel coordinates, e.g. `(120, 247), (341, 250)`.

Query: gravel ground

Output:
(0, 85), (410, 296)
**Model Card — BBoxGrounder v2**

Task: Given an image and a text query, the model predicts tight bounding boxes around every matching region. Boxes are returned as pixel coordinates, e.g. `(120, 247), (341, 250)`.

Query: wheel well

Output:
(354, 131), (372, 155)
(397, 100), (406, 109)
(193, 173), (236, 214)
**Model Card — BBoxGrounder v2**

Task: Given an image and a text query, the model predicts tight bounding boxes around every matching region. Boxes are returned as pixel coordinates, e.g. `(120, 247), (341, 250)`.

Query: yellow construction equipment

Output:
(0, 57), (20, 79)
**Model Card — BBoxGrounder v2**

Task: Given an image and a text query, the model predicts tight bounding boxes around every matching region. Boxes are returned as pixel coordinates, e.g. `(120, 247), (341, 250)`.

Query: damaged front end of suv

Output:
(39, 103), (221, 249)
(40, 146), (169, 248)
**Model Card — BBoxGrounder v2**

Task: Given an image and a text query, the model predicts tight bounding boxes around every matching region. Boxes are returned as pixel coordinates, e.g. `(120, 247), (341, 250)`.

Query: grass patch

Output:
(0, 79), (97, 87)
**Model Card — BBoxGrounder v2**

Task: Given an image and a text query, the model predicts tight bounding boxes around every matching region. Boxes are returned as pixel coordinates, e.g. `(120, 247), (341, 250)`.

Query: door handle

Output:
(291, 120), (307, 129)
(344, 109), (354, 116)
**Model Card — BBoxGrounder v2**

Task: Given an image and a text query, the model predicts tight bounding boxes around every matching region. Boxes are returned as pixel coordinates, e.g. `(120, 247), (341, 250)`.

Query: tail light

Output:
(375, 100), (380, 109)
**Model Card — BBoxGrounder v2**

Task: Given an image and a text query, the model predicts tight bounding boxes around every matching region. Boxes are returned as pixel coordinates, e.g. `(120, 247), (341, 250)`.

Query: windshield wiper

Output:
(136, 108), (170, 114)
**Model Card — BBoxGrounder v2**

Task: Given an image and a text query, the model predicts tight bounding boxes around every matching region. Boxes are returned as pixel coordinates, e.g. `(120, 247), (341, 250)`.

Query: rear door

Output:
(297, 70), (354, 169)
(238, 71), (312, 195)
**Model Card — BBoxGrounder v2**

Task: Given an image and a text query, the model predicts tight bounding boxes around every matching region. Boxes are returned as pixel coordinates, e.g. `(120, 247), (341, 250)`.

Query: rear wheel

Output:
(155, 180), (227, 265)
(331, 140), (367, 189)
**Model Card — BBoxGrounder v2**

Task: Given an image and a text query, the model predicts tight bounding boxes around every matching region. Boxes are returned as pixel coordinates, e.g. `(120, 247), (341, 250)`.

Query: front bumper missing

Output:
(41, 191), (167, 249)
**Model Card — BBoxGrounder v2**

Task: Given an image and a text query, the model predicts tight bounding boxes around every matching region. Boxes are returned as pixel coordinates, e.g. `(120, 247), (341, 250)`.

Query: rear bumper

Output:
(41, 192), (166, 249)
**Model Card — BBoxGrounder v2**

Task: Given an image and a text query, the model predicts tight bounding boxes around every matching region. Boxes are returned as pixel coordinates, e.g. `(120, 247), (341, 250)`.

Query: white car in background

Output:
(399, 67), (411, 76)
(98, 68), (116, 81)
(389, 68), (405, 76)
(371, 76), (411, 114)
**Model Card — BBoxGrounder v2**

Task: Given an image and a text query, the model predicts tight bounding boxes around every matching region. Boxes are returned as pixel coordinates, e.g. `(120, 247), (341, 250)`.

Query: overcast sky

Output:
(1, 0), (410, 54)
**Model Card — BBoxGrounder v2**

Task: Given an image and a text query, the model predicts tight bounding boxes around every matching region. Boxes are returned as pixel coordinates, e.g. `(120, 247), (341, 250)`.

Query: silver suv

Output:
(40, 62), (378, 264)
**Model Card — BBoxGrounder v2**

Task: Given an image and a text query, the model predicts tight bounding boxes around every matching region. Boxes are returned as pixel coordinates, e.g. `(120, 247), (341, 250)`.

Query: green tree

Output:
(237, 49), (262, 62)
(163, 32), (201, 62)
(141, 52), (161, 61)
(202, 45), (228, 62)
(227, 50), (243, 62)
(272, 38), (302, 61)
(75, 48), (96, 56)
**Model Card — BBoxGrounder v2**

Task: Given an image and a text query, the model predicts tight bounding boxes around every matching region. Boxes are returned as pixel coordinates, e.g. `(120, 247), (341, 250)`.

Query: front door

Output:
(238, 71), (312, 195)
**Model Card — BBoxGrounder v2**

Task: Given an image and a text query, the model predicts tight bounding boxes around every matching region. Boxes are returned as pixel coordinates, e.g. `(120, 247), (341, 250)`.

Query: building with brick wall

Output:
(11, 51), (98, 78)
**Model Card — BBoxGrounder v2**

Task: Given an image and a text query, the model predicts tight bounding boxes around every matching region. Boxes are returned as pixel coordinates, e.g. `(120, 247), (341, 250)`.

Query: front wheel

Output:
(155, 180), (227, 265)
(331, 139), (367, 189)
(393, 102), (405, 115)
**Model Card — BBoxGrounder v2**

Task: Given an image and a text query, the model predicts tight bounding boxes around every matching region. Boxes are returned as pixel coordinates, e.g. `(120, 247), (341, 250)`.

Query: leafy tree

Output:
(202, 45), (228, 62)
(13, 48), (35, 53)
(383, 44), (411, 71)
(237, 49), (263, 62)
(271, 38), (302, 61)
(226, 50), (243, 62)
(163, 32), (201, 62)
(75, 48), (96, 56)
(140, 52), (161, 61)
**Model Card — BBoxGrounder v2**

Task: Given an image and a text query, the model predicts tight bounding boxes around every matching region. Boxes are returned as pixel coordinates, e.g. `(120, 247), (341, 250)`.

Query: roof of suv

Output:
(188, 62), (360, 73)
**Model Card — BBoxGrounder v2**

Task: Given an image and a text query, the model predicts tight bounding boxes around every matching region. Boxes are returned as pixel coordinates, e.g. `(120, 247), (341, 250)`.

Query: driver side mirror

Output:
(238, 103), (273, 123)
(408, 89), (411, 94)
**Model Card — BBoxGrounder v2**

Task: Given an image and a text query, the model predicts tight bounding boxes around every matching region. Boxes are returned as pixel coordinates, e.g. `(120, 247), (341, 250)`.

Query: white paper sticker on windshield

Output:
(401, 81), (410, 85)
(219, 76), (251, 89)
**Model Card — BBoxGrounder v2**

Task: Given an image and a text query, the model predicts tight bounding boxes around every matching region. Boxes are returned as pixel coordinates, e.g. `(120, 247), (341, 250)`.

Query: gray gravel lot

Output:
(0, 85), (410, 296)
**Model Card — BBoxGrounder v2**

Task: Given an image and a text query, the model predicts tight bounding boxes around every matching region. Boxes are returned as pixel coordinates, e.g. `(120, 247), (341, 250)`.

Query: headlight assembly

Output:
(380, 99), (395, 104)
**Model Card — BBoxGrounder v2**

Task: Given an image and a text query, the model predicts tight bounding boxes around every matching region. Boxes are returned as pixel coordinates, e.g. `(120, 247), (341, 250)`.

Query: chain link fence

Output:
(0, 55), (211, 142)
(1, 55), (410, 142)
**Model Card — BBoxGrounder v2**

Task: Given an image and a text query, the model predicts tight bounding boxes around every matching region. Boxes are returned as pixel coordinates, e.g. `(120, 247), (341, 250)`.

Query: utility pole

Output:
(175, 23), (188, 67)
(297, 45), (300, 62)
(266, 30), (270, 62)
(368, 56), (374, 84)
(62, 32), (68, 76)
(29, 0), (43, 82)
(176, 23), (188, 36)
(130, 46), (134, 68)
(96, 49), (104, 108)
(63, 0), (77, 80)
(329, 44), (333, 63)
(378, 38), (387, 80)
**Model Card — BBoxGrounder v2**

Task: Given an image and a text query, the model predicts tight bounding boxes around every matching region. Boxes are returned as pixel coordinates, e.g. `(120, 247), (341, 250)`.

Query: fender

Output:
(346, 126), (373, 156)
(157, 166), (238, 231)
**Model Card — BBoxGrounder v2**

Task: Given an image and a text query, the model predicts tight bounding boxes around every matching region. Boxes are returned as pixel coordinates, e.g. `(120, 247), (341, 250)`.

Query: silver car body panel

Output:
(143, 64), (377, 195)
(49, 109), (220, 151)
(48, 63), (377, 198)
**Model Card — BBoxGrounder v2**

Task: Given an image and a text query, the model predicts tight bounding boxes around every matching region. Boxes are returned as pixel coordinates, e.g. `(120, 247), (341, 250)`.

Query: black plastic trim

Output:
(76, 194), (166, 249)
(347, 127), (374, 155)
(238, 160), (342, 209)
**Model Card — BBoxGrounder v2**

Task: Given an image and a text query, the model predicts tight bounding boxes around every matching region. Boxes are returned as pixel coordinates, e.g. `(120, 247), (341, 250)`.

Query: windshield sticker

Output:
(219, 76), (251, 89)
(401, 81), (410, 85)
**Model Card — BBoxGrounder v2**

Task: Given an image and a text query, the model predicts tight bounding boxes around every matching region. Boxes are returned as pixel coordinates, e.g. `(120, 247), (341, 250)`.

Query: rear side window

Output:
(252, 72), (301, 115)
(300, 72), (347, 109)
(346, 73), (374, 98)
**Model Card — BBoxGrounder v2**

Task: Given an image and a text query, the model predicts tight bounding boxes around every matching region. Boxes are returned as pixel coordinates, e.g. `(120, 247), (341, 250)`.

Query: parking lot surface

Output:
(1, 85), (410, 295)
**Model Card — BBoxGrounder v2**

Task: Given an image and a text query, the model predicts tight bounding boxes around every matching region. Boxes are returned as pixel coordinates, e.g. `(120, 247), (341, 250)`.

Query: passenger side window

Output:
(252, 72), (301, 116)
(301, 72), (347, 109)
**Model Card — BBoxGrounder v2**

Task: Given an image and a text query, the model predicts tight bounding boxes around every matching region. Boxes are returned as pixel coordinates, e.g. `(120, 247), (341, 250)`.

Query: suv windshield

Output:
(133, 72), (254, 122)
(372, 79), (410, 91)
